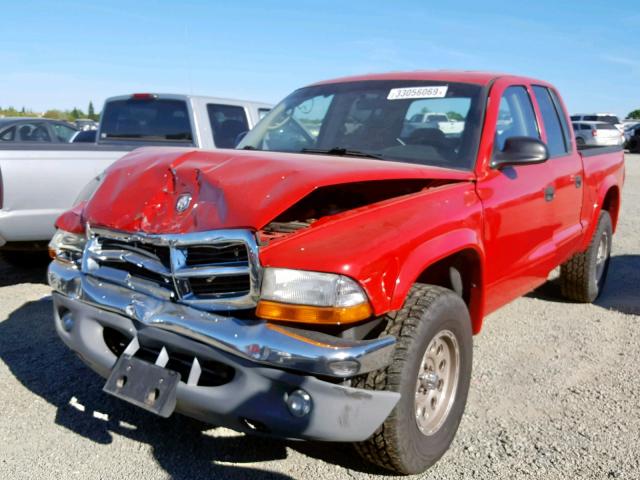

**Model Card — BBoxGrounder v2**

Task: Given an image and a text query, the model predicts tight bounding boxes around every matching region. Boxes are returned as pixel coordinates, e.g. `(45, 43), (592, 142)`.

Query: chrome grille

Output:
(82, 227), (261, 310)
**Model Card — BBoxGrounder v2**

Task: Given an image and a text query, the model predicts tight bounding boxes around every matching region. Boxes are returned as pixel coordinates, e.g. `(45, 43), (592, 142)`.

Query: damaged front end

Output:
(47, 147), (473, 441)
(48, 224), (399, 441)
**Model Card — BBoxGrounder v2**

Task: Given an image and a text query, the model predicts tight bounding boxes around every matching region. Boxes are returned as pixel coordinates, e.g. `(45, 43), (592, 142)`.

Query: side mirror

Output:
(491, 136), (549, 169)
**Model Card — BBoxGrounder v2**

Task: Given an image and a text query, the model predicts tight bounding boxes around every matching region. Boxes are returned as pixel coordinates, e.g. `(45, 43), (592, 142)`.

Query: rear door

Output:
(531, 85), (584, 263)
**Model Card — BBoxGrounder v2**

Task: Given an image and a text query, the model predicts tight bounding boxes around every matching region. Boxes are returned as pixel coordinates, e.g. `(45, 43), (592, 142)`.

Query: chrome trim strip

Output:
(49, 260), (395, 378)
(173, 265), (250, 278)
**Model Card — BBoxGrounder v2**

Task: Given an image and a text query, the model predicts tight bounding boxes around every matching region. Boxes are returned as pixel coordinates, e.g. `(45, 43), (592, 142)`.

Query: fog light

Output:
(285, 389), (312, 417)
(62, 313), (75, 332)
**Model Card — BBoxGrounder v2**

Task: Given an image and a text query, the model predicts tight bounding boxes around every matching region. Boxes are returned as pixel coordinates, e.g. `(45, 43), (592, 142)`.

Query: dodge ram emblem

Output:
(175, 194), (192, 213)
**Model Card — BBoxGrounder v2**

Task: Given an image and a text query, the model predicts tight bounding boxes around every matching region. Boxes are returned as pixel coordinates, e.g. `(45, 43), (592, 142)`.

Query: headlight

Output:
(48, 229), (86, 265)
(256, 268), (372, 324)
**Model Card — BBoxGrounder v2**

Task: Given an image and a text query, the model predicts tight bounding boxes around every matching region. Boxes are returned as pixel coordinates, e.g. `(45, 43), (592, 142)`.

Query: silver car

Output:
(572, 121), (624, 147)
(570, 113), (623, 132)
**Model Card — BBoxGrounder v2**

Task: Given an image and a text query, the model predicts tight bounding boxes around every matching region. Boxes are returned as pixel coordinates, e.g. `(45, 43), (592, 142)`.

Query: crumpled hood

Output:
(82, 147), (474, 234)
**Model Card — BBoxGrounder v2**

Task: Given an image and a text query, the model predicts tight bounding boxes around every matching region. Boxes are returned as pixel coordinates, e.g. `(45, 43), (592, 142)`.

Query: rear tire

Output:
(353, 284), (473, 475)
(559, 211), (612, 302)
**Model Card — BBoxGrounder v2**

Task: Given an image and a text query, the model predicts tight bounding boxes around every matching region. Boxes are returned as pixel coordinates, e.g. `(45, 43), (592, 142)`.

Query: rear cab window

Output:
(100, 96), (194, 144)
(207, 104), (250, 148)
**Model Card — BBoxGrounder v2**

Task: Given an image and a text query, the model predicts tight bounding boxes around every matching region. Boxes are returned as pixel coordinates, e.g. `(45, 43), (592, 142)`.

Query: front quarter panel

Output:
(259, 182), (484, 319)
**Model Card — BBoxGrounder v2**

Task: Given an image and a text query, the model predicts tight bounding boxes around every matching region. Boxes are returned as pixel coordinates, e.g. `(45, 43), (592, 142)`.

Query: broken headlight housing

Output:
(48, 229), (86, 265)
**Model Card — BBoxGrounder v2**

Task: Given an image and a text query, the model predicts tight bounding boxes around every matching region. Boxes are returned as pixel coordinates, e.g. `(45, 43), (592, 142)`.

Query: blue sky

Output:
(1, 0), (638, 117)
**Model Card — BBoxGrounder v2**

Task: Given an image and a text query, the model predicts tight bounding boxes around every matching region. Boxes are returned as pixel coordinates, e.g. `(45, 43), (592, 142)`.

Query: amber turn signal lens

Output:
(256, 300), (373, 325)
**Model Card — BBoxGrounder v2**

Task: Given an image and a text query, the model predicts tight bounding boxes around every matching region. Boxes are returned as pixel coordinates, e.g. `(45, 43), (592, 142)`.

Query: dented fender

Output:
(260, 181), (483, 322)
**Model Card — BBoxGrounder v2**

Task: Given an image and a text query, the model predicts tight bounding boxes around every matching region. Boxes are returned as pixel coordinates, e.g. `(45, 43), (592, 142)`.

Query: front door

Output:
(477, 84), (559, 313)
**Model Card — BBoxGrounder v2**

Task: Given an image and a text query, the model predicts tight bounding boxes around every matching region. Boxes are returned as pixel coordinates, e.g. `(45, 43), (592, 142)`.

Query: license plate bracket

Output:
(103, 355), (180, 417)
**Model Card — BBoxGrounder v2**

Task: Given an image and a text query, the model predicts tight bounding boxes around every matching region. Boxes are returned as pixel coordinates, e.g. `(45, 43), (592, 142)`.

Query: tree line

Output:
(627, 109), (640, 120)
(0, 102), (100, 122)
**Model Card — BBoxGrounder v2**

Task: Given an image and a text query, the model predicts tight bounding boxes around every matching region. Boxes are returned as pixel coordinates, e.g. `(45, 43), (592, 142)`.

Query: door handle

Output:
(544, 185), (555, 202)
(572, 174), (583, 188)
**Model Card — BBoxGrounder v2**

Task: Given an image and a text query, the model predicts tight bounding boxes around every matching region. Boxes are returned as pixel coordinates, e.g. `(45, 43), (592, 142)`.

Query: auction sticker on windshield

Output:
(387, 86), (448, 100)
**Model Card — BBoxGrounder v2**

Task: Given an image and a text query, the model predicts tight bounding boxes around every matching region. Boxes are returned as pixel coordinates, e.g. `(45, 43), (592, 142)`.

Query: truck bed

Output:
(0, 143), (136, 246)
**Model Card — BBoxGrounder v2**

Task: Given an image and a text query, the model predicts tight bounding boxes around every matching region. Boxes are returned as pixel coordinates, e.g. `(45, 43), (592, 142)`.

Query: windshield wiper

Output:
(300, 147), (384, 159)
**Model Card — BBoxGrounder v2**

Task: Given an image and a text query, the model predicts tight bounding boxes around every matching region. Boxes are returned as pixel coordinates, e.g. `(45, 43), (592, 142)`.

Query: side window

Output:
(15, 122), (51, 142)
(0, 126), (16, 141)
(495, 86), (539, 152)
(532, 86), (569, 157)
(584, 115), (597, 121)
(570, 115), (580, 121)
(51, 123), (77, 142)
(207, 104), (250, 148)
(549, 89), (572, 152)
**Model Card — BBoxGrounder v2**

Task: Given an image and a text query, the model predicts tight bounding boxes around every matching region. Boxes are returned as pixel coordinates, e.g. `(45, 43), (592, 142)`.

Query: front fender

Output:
(390, 228), (486, 333)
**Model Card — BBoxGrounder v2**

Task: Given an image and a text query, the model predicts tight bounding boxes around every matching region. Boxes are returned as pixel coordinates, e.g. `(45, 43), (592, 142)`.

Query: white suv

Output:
(571, 113), (623, 132)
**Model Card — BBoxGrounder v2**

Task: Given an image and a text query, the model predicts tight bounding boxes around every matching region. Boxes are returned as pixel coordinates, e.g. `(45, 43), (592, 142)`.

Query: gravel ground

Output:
(1, 155), (639, 480)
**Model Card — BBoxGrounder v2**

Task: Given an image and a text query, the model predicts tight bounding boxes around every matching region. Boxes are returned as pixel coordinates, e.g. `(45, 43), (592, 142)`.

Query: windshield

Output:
(100, 98), (193, 142)
(238, 80), (485, 170)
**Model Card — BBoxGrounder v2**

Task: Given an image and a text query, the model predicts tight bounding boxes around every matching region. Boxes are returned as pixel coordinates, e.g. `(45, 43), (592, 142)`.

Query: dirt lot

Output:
(1, 155), (638, 480)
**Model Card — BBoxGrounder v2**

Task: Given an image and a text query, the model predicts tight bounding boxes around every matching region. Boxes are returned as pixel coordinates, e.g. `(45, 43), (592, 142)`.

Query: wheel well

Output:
(415, 249), (483, 333)
(602, 186), (620, 232)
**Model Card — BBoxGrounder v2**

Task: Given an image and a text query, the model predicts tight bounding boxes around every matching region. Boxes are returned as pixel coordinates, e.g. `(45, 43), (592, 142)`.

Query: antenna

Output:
(184, 22), (193, 95)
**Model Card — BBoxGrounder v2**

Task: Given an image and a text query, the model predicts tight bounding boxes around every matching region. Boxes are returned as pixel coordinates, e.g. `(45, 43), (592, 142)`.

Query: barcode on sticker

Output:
(387, 86), (448, 100)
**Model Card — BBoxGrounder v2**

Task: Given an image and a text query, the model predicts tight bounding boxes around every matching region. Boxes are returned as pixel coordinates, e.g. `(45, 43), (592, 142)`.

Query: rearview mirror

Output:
(491, 136), (549, 169)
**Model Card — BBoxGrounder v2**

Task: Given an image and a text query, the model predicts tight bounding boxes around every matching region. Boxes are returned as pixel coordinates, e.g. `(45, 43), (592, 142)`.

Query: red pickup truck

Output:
(48, 72), (624, 474)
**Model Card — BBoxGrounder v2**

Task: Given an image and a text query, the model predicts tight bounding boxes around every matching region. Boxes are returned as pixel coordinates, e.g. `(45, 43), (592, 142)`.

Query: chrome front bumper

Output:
(48, 260), (400, 441)
(48, 260), (395, 378)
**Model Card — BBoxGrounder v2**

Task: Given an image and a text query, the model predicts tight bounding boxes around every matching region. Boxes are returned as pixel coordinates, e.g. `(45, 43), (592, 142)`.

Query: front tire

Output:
(560, 210), (612, 302)
(354, 284), (473, 475)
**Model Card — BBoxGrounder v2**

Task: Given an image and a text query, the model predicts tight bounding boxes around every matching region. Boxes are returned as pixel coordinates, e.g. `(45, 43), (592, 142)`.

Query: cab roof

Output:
(310, 70), (547, 87)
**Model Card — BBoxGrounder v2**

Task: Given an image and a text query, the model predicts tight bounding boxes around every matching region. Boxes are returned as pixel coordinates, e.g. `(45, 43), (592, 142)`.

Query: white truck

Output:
(402, 112), (465, 137)
(0, 93), (271, 264)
